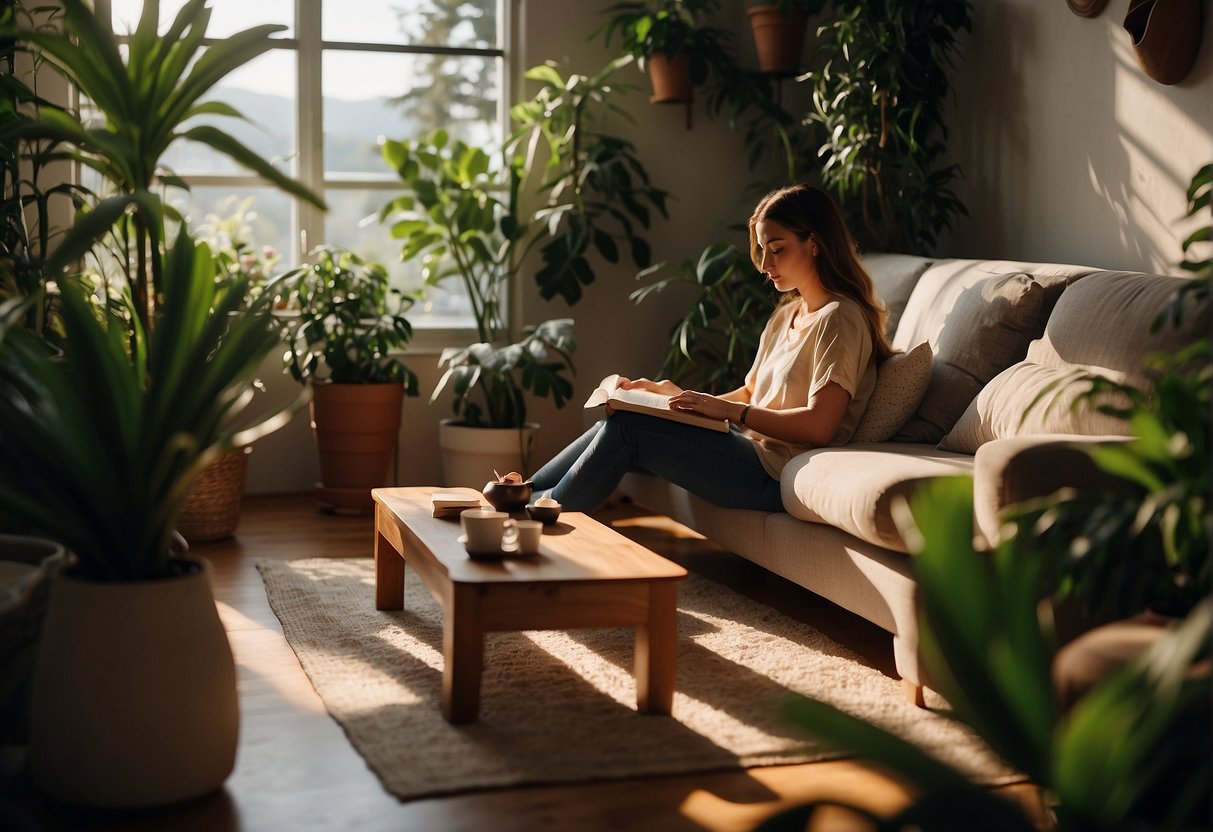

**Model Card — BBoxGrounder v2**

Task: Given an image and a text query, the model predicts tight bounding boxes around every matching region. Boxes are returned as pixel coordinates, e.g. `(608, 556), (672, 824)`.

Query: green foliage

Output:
(805, 0), (972, 253)
(0, 0), (79, 341)
(509, 58), (669, 304)
(597, 0), (732, 84)
(380, 129), (576, 427)
(433, 318), (577, 429)
(381, 128), (513, 344)
(1012, 169), (1211, 621)
(277, 246), (418, 390)
(757, 478), (1211, 831)
(630, 243), (775, 393)
(0, 0), (323, 338)
(0, 232), (306, 581)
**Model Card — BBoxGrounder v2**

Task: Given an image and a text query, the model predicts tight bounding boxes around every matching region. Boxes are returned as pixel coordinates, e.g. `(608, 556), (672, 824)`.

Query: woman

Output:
(531, 184), (893, 512)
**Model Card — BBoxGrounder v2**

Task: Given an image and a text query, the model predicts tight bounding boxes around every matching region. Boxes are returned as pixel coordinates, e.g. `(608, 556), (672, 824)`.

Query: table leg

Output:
(635, 581), (678, 714)
(442, 583), (484, 724)
(374, 514), (405, 610)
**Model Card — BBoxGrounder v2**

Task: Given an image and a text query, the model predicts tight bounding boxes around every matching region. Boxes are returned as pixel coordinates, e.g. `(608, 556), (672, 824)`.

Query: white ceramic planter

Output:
(438, 420), (539, 488)
(29, 557), (238, 808)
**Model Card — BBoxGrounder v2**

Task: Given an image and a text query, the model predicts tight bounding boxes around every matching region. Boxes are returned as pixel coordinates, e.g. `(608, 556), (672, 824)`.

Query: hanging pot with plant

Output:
(746, 0), (823, 75)
(277, 245), (419, 514)
(597, 0), (732, 105)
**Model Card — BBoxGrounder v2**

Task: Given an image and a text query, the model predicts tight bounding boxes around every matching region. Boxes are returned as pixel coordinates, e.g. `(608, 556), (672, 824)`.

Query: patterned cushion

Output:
(852, 342), (933, 442)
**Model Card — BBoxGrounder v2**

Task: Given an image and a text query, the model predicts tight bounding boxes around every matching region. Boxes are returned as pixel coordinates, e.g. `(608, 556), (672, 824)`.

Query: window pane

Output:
(323, 52), (499, 175)
(323, 0), (497, 49)
(321, 188), (473, 329)
(160, 50), (296, 177)
(172, 187), (297, 272)
(110, 0), (294, 38)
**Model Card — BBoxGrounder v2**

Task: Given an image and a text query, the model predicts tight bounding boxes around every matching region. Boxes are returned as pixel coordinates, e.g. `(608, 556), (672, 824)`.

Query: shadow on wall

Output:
(945, 2), (1033, 261)
(946, 1), (1211, 274)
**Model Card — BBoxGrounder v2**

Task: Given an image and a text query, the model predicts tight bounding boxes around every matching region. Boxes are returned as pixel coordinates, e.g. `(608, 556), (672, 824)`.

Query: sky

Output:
(107, 0), (493, 100)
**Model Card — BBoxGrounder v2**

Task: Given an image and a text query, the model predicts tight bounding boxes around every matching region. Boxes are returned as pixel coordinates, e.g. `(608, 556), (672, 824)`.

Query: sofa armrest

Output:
(973, 434), (1134, 546)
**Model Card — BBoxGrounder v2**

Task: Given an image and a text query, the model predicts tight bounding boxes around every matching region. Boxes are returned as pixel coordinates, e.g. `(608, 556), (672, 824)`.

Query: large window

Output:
(100, 0), (509, 335)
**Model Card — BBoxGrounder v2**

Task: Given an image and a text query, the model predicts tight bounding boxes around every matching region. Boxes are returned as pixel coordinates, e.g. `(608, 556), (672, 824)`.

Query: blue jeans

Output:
(530, 411), (785, 513)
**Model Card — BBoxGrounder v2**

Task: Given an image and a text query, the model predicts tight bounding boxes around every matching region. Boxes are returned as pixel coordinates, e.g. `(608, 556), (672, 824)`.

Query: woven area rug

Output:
(257, 557), (1016, 800)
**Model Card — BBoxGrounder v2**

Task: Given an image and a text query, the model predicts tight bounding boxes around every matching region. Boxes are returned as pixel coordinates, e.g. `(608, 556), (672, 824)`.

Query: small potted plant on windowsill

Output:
(276, 245), (419, 514)
(597, 0), (731, 104)
(745, 0), (824, 75)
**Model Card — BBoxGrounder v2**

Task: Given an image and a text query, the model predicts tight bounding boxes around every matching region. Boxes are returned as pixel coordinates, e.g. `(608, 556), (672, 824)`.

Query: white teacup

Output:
(461, 509), (510, 553)
(513, 519), (543, 555)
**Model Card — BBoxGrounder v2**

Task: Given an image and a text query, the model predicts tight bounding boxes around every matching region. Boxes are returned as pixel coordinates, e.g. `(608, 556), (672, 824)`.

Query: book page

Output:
(583, 374), (729, 432)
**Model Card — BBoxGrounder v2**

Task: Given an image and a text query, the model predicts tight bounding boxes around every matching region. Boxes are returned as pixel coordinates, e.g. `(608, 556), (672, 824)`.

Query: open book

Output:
(583, 374), (729, 433)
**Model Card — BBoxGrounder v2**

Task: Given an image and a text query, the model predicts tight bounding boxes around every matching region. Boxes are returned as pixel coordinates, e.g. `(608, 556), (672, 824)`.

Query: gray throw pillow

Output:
(894, 273), (1047, 444)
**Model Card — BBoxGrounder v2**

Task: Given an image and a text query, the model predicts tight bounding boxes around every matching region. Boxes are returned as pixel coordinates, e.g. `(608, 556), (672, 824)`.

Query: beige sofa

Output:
(620, 253), (1207, 703)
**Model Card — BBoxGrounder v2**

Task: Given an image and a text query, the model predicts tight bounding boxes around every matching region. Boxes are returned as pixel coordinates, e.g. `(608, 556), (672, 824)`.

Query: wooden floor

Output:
(6, 493), (1045, 831)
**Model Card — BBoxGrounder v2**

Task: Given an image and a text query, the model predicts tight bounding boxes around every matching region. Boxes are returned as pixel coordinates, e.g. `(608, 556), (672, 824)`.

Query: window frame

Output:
(95, 0), (516, 353)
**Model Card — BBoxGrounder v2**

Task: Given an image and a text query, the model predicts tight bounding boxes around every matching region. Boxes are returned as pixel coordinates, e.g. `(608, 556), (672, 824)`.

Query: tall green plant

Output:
(756, 478), (1211, 832)
(805, 0), (972, 253)
(0, 231), (306, 581)
(509, 58), (668, 305)
(1, 0), (324, 339)
(380, 129), (577, 428)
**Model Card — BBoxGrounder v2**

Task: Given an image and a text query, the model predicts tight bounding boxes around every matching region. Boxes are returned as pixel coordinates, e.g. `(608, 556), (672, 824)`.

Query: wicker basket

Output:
(177, 447), (251, 543)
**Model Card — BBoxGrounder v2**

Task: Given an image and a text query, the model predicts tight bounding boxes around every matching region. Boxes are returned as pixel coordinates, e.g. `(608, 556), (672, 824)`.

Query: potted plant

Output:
(0, 0), (322, 807)
(597, 0), (732, 104)
(0, 231), (308, 808)
(380, 129), (577, 486)
(277, 245), (419, 513)
(804, 0), (973, 253)
(745, 0), (824, 75)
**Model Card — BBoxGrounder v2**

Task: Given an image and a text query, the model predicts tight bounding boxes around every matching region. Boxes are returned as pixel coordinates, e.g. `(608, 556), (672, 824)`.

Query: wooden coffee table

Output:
(372, 486), (688, 723)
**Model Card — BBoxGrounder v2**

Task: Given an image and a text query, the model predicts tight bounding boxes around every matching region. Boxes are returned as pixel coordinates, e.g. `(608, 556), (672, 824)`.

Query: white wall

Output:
(945, 0), (1212, 273)
(246, 0), (1213, 494)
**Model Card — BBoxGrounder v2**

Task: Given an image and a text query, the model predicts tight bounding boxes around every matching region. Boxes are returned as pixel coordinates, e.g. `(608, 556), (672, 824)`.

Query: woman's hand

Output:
(618, 377), (683, 396)
(667, 389), (742, 423)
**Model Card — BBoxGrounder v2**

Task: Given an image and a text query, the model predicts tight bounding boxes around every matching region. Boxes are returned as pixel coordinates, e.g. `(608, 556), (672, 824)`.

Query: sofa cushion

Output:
(938, 362), (1132, 453)
(861, 253), (934, 336)
(894, 273), (1050, 443)
(852, 342), (933, 442)
(892, 258), (1093, 352)
(939, 271), (1208, 453)
(781, 443), (975, 553)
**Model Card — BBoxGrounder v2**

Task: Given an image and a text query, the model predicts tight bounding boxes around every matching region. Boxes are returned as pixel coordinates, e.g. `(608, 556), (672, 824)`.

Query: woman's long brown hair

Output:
(748, 184), (894, 364)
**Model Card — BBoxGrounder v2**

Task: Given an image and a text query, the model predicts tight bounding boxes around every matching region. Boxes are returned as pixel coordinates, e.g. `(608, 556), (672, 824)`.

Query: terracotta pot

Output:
(177, 446), (251, 543)
(311, 382), (404, 513)
(438, 420), (538, 489)
(747, 5), (809, 75)
(28, 558), (238, 808)
(1123, 0), (1203, 85)
(646, 52), (694, 104)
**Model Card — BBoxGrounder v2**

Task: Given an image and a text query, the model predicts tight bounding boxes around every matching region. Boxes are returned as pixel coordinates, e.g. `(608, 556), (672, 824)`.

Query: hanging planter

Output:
(29, 558), (238, 808)
(747, 4), (810, 75)
(647, 51), (695, 103)
(1123, 0), (1204, 85)
(312, 382), (404, 514)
